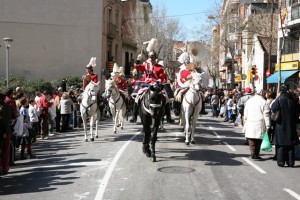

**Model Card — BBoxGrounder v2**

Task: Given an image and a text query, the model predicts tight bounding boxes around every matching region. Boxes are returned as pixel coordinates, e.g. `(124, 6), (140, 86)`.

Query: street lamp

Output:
(3, 37), (13, 89)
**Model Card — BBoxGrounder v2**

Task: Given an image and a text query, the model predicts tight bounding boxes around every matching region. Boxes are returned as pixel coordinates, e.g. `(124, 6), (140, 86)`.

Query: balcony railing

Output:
(107, 23), (116, 38)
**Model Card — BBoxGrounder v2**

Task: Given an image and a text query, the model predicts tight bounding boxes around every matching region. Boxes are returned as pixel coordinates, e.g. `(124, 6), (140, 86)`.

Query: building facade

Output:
(0, 0), (103, 82)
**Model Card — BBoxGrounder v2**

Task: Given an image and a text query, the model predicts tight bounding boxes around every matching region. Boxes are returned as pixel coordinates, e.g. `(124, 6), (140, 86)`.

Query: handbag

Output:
(270, 99), (281, 123)
(270, 108), (281, 123)
(260, 132), (272, 152)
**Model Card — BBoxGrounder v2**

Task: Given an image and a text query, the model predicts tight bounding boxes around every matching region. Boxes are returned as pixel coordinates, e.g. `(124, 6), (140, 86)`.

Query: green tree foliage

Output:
(0, 75), (81, 99)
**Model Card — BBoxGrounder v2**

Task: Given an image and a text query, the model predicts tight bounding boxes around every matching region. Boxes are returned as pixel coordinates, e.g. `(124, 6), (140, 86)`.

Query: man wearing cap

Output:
(237, 87), (253, 125)
(82, 57), (98, 89)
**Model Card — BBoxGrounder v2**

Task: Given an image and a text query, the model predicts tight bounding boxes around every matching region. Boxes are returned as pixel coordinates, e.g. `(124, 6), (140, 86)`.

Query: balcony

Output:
(107, 23), (117, 39)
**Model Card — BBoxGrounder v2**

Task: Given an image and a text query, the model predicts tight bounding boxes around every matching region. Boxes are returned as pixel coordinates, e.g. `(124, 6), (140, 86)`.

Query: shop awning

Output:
(266, 70), (299, 83)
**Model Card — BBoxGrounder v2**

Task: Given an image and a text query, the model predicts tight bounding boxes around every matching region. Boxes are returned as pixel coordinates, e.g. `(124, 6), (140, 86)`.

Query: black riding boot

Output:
(200, 101), (208, 115)
(173, 101), (181, 116)
(165, 103), (175, 123)
(129, 102), (139, 123)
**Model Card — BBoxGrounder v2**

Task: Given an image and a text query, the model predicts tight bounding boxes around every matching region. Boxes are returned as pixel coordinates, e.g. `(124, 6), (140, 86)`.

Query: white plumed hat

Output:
(132, 68), (138, 76)
(111, 63), (124, 77)
(86, 57), (96, 68)
(158, 60), (164, 67)
(146, 38), (158, 53)
(177, 52), (190, 65)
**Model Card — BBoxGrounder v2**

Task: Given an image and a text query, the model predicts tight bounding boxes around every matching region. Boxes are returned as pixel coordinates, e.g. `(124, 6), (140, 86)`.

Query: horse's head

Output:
(84, 81), (100, 100)
(144, 83), (164, 117)
(105, 79), (116, 98)
(190, 72), (203, 91)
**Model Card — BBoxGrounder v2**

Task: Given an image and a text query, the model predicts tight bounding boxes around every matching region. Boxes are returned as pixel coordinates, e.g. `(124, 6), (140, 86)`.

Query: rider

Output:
(82, 57), (98, 89)
(110, 63), (129, 104)
(173, 53), (196, 116)
(129, 47), (175, 123)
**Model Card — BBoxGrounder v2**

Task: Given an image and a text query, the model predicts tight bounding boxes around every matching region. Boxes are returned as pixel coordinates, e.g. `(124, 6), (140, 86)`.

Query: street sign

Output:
(241, 74), (247, 80)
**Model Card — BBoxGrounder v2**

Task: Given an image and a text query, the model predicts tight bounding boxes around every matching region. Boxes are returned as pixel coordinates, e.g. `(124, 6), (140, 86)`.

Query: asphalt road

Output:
(0, 110), (300, 200)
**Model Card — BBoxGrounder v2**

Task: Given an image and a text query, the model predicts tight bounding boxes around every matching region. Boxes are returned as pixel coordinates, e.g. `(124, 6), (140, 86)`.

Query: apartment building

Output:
(266, 0), (300, 89)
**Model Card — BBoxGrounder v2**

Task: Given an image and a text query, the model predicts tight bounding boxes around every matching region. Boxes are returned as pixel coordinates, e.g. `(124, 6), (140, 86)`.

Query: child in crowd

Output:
(20, 116), (35, 159)
(59, 92), (72, 132)
(28, 99), (39, 143)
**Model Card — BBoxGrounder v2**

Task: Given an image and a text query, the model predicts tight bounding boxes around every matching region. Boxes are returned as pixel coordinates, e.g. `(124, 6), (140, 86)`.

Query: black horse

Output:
(139, 82), (165, 162)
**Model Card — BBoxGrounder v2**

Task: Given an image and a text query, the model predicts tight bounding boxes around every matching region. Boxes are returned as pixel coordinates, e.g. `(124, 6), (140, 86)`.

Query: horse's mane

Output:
(105, 79), (116, 90)
(84, 81), (98, 94)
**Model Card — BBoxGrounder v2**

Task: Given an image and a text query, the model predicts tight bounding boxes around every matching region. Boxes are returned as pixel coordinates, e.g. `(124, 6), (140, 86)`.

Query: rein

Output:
(108, 85), (125, 112)
(184, 84), (202, 120)
(81, 90), (98, 117)
(142, 88), (162, 116)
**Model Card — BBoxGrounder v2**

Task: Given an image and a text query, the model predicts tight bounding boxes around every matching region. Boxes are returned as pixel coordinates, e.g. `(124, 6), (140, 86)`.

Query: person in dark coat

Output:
(271, 85), (300, 167)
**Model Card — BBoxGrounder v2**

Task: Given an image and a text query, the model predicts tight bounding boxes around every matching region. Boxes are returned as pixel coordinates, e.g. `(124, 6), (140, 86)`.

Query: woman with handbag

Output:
(271, 85), (299, 167)
(243, 89), (270, 160)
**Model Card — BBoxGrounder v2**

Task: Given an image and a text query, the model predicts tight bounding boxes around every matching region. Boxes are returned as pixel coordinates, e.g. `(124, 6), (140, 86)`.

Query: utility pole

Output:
(267, 0), (274, 90)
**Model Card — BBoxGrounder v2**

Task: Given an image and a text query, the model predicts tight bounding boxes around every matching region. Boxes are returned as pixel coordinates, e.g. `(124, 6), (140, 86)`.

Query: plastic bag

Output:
(260, 132), (272, 152)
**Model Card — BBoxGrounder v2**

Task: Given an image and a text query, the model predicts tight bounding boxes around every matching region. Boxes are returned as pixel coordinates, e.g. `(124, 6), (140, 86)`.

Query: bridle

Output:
(106, 83), (125, 111)
(142, 87), (163, 116)
(80, 87), (99, 116)
(184, 78), (202, 120)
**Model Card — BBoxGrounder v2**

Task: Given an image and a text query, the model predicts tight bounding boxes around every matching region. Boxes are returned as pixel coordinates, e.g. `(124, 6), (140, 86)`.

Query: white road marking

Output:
(283, 188), (300, 200)
(242, 157), (267, 174)
(223, 142), (237, 152)
(213, 131), (222, 138)
(94, 131), (141, 200)
(10, 161), (110, 171)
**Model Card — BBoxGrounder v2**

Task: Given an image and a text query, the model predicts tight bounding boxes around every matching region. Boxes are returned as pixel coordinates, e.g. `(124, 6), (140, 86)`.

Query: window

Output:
(280, 37), (299, 54)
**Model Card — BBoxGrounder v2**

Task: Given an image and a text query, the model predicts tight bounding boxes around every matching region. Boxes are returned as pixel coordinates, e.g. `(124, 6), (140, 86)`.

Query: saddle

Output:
(175, 88), (189, 102)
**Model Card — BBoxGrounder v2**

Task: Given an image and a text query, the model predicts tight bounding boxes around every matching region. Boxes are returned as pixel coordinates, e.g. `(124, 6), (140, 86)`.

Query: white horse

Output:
(80, 81), (100, 142)
(180, 73), (203, 145)
(105, 79), (126, 134)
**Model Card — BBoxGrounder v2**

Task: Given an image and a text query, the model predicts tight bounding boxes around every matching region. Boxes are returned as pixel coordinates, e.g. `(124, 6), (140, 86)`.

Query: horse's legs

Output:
(95, 118), (99, 138)
(81, 114), (88, 142)
(151, 119), (160, 162)
(120, 107), (126, 130)
(184, 111), (191, 145)
(89, 116), (94, 141)
(191, 116), (197, 144)
(142, 118), (151, 157)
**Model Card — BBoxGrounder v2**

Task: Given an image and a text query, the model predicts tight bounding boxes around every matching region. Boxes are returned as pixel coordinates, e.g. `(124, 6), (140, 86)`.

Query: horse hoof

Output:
(185, 142), (190, 145)
(90, 138), (94, 142)
(121, 127), (123, 130)
(152, 156), (156, 162)
(191, 141), (196, 144)
(96, 135), (98, 138)
(114, 131), (117, 134)
(85, 139), (88, 142)
(117, 124), (120, 127)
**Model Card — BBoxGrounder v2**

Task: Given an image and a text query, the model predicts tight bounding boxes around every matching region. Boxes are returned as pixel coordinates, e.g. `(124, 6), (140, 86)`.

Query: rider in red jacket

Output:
(130, 51), (174, 123)
(83, 57), (98, 89)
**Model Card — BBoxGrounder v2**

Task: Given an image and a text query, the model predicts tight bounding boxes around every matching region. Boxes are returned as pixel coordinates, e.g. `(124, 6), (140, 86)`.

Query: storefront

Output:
(266, 61), (299, 90)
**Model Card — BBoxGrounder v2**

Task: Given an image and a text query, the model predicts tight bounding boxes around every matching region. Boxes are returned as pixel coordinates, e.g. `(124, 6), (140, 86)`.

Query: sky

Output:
(151, 0), (221, 41)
